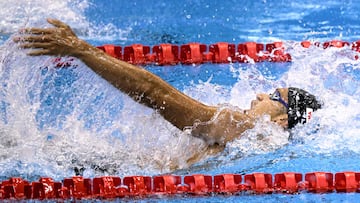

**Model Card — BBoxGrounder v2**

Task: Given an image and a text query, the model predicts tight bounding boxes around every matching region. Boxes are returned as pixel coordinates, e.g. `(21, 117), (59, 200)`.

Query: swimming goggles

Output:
(270, 90), (288, 109)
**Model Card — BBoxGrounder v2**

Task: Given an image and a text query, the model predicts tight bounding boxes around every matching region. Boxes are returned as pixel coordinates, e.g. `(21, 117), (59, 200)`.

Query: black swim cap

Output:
(288, 87), (322, 129)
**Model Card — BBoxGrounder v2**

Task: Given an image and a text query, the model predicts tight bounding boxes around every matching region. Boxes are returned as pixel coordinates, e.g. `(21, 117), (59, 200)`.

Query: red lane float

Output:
(244, 173), (273, 193)
(335, 171), (360, 193)
(123, 44), (151, 64)
(305, 172), (334, 193)
(180, 43), (208, 64)
(153, 175), (181, 194)
(93, 176), (121, 198)
(274, 172), (302, 193)
(213, 174), (242, 193)
(266, 42), (292, 62)
(352, 40), (360, 52)
(1, 177), (31, 199)
(123, 176), (152, 196)
(92, 40), (358, 66)
(184, 174), (213, 194)
(152, 44), (179, 65)
(52, 40), (359, 67)
(31, 177), (63, 199)
(237, 42), (266, 62)
(323, 40), (350, 49)
(2, 171), (360, 200)
(63, 176), (92, 199)
(97, 44), (122, 59)
(209, 42), (236, 63)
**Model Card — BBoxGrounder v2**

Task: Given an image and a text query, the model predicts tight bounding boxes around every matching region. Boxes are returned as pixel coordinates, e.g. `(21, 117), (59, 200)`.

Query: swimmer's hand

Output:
(14, 18), (88, 57)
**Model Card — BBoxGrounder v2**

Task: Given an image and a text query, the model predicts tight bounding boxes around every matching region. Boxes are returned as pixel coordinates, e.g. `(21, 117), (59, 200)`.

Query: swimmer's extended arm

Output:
(16, 19), (255, 146)
(16, 18), (217, 130)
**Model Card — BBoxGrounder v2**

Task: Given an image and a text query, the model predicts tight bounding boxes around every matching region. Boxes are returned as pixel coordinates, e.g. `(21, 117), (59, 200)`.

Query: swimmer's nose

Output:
(256, 93), (269, 101)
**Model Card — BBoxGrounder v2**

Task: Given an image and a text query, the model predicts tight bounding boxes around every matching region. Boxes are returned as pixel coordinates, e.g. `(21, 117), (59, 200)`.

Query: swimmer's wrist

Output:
(71, 39), (101, 59)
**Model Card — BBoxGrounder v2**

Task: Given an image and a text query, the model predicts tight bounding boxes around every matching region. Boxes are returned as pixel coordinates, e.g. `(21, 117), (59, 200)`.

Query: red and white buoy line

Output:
(2, 39), (360, 200)
(1, 172), (360, 200)
(92, 40), (359, 66)
(52, 40), (360, 67)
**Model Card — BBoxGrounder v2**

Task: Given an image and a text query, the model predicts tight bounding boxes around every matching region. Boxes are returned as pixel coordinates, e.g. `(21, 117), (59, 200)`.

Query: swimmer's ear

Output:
(272, 114), (288, 129)
(275, 119), (288, 129)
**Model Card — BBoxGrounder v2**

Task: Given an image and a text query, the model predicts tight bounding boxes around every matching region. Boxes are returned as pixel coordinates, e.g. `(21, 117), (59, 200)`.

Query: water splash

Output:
(1, 38), (214, 180)
(0, 0), (89, 35)
(0, 0), (202, 179)
(183, 44), (360, 172)
(1, 0), (360, 181)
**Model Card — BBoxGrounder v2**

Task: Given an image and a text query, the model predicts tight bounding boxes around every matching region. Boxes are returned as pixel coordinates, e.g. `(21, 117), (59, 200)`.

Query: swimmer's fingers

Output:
(47, 19), (69, 29)
(21, 27), (55, 35)
(20, 42), (71, 57)
(19, 19), (76, 37)
(14, 19), (81, 57)
(14, 35), (53, 43)
(47, 18), (76, 35)
(20, 42), (52, 49)
(26, 49), (52, 56)
(20, 43), (54, 56)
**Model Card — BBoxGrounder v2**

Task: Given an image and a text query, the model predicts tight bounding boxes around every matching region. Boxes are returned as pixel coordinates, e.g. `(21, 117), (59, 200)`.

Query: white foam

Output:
(0, 0), (89, 35)
(1, 0), (360, 178)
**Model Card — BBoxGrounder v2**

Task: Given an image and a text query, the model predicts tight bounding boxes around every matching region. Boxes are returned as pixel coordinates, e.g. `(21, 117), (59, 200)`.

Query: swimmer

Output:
(14, 19), (322, 166)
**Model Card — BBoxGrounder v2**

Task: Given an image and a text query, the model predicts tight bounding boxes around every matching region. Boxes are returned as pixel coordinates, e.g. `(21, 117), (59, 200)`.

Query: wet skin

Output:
(15, 19), (290, 166)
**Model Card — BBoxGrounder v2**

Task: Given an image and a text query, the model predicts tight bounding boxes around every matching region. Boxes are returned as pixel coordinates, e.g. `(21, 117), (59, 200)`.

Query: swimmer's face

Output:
(249, 88), (289, 128)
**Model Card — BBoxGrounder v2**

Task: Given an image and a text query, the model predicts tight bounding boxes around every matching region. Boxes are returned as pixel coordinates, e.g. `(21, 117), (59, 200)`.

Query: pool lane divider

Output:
(51, 40), (360, 67)
(1, 171), (360, 200)
(96, 41), (291, 65)
(92, 40), (359, 66)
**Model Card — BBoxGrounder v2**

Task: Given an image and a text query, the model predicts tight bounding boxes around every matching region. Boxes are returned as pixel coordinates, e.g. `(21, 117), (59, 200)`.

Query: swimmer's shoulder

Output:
(191, 106), (254, 146)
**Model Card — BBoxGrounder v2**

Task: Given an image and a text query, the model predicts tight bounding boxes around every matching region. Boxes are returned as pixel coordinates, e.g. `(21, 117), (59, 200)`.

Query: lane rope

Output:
(51, 40), (360, 67)
(1, 171), (360, 200)
(92, 40), (360, 66)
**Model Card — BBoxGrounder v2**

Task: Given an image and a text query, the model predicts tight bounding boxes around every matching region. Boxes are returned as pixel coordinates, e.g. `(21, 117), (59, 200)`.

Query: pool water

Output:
(1, 0), (360, 202)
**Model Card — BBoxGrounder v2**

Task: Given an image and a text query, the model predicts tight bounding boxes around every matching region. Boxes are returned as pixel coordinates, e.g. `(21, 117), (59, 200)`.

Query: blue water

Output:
(1, 0), (360, 202)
